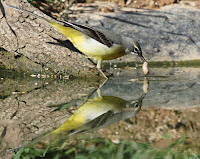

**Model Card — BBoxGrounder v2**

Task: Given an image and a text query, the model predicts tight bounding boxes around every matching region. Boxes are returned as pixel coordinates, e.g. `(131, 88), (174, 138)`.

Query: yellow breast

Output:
(74, 38), (125, 60)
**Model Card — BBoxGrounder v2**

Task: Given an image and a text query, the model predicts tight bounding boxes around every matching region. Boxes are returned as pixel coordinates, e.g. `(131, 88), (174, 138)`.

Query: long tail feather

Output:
(6, 4), (51, 23)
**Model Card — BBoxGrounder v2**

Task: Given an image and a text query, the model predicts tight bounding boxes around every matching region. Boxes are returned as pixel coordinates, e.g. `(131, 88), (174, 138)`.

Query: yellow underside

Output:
(52, 96), (126, 134)
(50, 22), (124, 60)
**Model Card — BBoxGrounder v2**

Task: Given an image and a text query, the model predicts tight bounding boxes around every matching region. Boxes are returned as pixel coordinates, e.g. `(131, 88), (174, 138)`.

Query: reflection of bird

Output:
(7, 79), (149, 152)
(52, 89), (146, 135)
(7, 90), (145, 152)
(6, 4), (147, 79)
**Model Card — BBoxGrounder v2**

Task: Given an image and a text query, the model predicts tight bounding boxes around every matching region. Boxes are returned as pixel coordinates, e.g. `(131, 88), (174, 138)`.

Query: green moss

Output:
(0, 49), (42, 73)
(103, 60), (200, 69)
(149, 60), (200, 68)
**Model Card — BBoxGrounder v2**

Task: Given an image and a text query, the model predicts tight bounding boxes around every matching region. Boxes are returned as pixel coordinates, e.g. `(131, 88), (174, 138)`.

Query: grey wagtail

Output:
(52, 90), (145, 135)
(6, 4), (147, 79)
(7, 89), (145, 152)
(52, 78), (148, 134)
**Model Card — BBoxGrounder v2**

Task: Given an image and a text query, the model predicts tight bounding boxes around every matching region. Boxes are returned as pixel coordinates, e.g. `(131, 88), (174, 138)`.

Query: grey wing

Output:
(59, 20), (122, 48)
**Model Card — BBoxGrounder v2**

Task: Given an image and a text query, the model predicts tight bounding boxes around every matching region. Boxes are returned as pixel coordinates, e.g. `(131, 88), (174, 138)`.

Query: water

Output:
(0, 67), (200, 159)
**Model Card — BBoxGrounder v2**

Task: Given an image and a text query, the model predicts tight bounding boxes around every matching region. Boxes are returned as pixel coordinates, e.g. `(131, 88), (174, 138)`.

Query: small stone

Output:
(143, 78), (149, 93)
(98, 6), (114, 13)
(154, 48), (160, 52)
(30, 74), (36, 77)
(142, 61), (149, 75)
(19, 17), (25, 23)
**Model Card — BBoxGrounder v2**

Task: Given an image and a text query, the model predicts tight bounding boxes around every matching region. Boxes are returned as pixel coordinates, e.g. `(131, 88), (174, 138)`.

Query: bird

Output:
(52, 78), (149, 135)
(52, 89), (146, 135)
(7, 89), (146, 152)
(6, 4), (147, 79)
(10, 87), (146, 152)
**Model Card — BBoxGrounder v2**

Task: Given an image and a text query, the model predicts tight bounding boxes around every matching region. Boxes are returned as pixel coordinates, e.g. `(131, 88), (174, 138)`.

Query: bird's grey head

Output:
(125, 40), (147, 62)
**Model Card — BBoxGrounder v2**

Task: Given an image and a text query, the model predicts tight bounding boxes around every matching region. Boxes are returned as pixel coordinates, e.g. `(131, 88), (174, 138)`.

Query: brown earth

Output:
(98, 106), (200, 153)
(27, 0), (200, 20)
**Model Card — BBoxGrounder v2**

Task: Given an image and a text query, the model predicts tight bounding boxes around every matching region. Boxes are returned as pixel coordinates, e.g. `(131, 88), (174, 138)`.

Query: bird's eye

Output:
(134, 103), (139, 107)
(133, 48), (138, 53)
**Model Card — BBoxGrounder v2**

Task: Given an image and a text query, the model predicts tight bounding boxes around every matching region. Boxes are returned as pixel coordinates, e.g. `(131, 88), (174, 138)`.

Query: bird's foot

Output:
(89, 67), (113, 79)
(97, 68), (114, 79)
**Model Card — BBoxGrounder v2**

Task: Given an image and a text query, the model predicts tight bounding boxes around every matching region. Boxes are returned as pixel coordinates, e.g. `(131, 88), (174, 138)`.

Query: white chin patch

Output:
(131, 51), (137, 55)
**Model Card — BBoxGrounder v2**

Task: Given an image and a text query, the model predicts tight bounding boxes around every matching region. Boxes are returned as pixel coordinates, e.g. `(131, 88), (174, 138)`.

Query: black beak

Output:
(137, 49), (147, 62)
(139, 55), (147, 62)
(131, 49), (147, 62)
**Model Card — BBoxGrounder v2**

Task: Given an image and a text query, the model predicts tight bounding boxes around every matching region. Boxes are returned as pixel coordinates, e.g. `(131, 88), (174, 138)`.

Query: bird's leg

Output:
(88, 58), (110, 79)
(99, 78), (108, 89)
(97, 60), (108, 79)
(87, 78), (107, 100)
(97, 88), (102, 98)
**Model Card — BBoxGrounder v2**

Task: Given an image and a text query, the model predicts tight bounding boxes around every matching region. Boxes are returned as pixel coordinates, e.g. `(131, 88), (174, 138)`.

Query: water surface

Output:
(0, 66), (200, 158)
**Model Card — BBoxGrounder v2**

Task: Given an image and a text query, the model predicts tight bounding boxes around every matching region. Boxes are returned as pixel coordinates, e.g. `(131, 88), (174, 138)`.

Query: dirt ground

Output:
(98, 106), (200, 153)
(28, 0), (200, 20)
(119, 0), (200, 8)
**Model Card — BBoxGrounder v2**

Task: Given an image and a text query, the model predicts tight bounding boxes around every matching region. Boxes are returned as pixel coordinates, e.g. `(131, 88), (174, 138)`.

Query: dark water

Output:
(0, 67), (200, 159)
